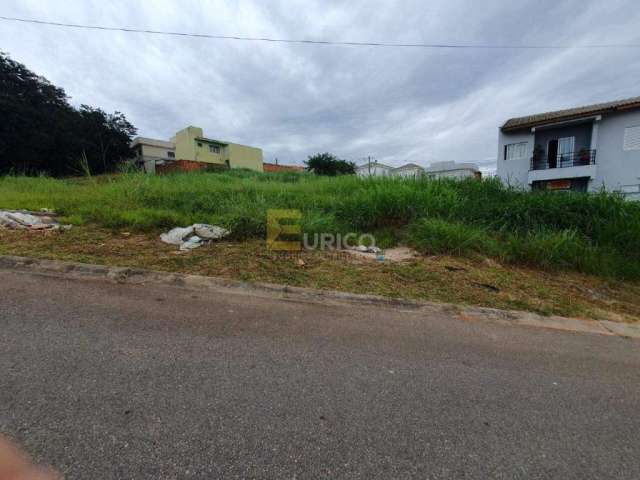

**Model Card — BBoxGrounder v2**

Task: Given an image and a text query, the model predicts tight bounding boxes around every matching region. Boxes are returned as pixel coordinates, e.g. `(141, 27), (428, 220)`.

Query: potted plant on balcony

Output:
(578, 147), (590, 166)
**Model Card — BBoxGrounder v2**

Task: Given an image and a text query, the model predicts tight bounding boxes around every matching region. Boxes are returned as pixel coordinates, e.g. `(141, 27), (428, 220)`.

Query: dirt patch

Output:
(344, 246), (419, 263)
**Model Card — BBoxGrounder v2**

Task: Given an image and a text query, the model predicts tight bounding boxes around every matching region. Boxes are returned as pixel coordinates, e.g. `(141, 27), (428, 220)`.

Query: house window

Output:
(504, 142), (528, 160)
(623, 125), (640, 151)
(619, 184), (640, 194)
(167, 151), (175, 158)
(209, 145), (220, 154)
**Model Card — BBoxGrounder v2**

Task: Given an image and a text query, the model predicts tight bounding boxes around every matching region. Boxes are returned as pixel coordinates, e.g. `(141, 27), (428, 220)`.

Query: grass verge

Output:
(1, 226), (639, 323)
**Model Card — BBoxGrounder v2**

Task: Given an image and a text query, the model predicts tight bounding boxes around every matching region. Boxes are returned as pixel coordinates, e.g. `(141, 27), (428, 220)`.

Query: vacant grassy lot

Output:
(2, 170), (640, 279)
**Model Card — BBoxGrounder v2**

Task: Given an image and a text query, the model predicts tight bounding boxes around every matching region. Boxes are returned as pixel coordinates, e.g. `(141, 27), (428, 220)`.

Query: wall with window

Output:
(193, 139), (226, 164)
(172, 125), (263, 172)
(138, 143), (177, 174)
(594, 110), (640, 197)
(496, 129), (533, 188)
(140, 144), (175, 160)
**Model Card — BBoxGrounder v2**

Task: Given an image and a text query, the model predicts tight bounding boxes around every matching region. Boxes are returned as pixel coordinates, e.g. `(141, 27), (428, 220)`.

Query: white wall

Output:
(496, 129), (534, 189)
(427, 169), (476, 180)
(592, 110), (640, 196)
(357, 165), (391, 177)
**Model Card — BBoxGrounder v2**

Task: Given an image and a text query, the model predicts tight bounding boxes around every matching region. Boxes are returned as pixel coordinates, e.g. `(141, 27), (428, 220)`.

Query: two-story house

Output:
(132, 126), (263, 173)
(497, 97), (640, 199)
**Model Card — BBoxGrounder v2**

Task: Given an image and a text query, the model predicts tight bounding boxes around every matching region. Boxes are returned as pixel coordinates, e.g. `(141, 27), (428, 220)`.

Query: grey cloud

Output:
(1, 0), (639, 169)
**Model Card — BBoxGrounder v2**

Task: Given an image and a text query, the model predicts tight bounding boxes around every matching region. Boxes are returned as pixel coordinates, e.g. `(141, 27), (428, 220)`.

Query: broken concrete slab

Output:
(160, 224), (230, 251)
(0, 210), (70, 231)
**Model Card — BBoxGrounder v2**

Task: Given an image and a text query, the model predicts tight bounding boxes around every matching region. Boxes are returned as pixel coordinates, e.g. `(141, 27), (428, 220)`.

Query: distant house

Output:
(131, 126), (263, 173)
(497, 96), (640, 198)
(130, 137), (176, 174)
(356, 161), (393, 177)
(425, 161), (480, 180)
(355, 161), (480, 179)
(391, 163), (425, 178)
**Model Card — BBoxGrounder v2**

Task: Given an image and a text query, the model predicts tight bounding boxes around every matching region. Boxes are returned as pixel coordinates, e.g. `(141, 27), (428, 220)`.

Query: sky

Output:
(1, 1), (640, 173)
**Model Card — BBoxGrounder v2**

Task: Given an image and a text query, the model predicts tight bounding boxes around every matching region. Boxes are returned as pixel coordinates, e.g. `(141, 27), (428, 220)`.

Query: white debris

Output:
(193, 224), (230, 240)
(180, 235), (204, 251)
(353, 244), (380, 254)
(0, 210), (70, 231)
(160, 226), (194, 246)
(160, 224), (230, 250)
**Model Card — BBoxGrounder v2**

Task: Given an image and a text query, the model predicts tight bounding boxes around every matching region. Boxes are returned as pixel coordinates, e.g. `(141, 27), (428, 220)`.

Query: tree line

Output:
(0, 52), (136, 176)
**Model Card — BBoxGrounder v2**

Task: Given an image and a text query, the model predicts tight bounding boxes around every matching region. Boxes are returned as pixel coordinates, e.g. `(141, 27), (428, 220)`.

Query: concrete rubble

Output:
(160, 224), (230, 251)
(0, 210), (71, 231)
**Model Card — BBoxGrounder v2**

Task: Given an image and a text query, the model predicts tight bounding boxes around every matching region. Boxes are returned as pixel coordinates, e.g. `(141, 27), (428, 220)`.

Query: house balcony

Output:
(528, 150), (597, 184)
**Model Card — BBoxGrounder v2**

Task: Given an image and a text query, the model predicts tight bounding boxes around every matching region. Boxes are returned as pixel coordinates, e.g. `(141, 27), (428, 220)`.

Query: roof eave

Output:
(501, 100), (640, 133)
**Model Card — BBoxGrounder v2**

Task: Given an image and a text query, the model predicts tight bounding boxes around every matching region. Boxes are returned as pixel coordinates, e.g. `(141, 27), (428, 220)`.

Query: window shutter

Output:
(623, 126), (640, 151)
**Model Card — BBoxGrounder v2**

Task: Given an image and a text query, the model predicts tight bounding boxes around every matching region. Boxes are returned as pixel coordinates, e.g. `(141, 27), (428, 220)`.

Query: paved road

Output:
(1, 270), (639, 479)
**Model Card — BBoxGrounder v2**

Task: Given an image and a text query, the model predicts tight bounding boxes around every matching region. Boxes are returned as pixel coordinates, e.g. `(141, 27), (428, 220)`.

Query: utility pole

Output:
(368, 156), (371, 176)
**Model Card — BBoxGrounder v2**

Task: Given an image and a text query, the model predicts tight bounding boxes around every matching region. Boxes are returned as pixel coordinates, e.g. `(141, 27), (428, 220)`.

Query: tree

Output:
(76, 106), (137, 174)
(0, 52), (137, 176)
(305, 153), (355, 176)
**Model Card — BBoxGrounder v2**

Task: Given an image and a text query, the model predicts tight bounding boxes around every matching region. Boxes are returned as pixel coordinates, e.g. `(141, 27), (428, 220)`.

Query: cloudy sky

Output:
(2, 1), (639, 172)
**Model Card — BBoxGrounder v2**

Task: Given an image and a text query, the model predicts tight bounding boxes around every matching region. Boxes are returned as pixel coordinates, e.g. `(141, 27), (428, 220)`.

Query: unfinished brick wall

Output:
(263, 163), (305, 173)
(156, 160), (210, 174)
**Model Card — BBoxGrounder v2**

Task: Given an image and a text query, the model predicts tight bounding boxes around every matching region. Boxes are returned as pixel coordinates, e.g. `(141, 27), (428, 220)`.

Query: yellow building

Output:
(131, 126), (263, 173)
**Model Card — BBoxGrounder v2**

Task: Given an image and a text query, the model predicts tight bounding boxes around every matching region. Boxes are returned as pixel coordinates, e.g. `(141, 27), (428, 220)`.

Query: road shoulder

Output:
(2, 254), (638, 340)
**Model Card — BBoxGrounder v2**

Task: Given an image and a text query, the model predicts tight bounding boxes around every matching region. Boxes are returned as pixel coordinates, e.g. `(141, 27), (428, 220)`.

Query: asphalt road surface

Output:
(1, 269), (639, 479)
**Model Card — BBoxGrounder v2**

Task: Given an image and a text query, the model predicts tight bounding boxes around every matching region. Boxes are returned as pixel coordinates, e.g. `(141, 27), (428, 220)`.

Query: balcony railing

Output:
(530, 150), (596, 171)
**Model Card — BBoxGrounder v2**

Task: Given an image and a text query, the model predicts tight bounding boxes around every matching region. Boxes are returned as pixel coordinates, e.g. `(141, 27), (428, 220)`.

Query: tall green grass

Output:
(1, 170), (639, 279)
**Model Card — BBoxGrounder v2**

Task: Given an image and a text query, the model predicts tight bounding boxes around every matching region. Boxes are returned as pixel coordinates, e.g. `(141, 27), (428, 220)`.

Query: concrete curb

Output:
(1, 254), (638, 339)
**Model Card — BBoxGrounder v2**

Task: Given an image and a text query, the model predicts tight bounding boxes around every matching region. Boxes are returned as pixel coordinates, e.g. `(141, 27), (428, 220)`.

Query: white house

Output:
(424, 161), (480, 180)
(497, 96), (640, 199)
(356, 161), (393, 177)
